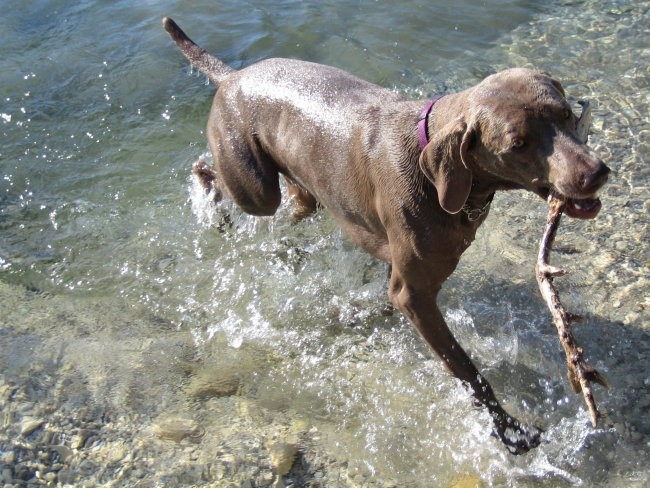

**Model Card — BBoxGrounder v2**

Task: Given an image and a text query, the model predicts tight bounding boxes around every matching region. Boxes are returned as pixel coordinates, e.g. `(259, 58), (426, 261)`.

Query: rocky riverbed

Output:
(0, 294), (363, 487)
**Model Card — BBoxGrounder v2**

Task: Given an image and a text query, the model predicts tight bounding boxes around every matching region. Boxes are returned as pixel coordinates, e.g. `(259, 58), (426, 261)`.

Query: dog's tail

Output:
(162, 17), (235, 85)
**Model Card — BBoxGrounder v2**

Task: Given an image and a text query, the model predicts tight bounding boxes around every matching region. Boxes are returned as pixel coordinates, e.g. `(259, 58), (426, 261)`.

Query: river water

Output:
(1, 0), (648, 486)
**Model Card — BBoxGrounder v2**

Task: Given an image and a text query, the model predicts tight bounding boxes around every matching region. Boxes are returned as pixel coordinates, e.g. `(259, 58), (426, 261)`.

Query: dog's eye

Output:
(563, 108), (572, 120)
(512, 138), (525, 150)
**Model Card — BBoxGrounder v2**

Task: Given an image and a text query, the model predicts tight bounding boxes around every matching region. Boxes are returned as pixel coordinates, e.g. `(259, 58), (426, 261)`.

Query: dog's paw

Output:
(492, 413), (543, 455)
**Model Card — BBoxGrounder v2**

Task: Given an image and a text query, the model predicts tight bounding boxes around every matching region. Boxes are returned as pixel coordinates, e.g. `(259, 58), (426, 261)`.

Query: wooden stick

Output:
(535, 196), (609, 427)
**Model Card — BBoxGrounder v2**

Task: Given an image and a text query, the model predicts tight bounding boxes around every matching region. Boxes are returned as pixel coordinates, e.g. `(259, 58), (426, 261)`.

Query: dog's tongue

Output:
(564, 197), (602, 219)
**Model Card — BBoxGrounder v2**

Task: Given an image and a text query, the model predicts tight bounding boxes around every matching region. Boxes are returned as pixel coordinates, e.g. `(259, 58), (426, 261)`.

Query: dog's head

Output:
(419, 68), (609, 219)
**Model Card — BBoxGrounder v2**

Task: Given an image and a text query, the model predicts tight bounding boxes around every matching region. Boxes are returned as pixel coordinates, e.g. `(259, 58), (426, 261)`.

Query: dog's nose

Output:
(582, 162), (610, 193)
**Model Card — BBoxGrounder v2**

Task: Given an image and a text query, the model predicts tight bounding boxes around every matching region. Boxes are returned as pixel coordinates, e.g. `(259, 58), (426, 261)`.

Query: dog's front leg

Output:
(388, 260), (541, 454)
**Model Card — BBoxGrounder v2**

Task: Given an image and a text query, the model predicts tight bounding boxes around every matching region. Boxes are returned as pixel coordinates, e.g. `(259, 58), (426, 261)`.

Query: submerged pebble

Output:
(449, 475), (484, 488)
(1, 467), (13, 483)
(70, 429), (91, 450)
(20, 417), (44, 437)
(266, 440), (300, 476)
(49, 445), (74, 463)
(152, 417), (205, 443)
(186, 368), (241, 399)
(1, 451), (16, 464)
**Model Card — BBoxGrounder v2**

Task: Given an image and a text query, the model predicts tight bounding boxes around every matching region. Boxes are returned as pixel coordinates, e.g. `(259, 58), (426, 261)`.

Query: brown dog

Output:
(163, 17), (609, 453)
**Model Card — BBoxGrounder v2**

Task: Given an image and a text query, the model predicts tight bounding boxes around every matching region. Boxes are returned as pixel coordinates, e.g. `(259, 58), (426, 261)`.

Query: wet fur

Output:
(163, 17), (609, 453)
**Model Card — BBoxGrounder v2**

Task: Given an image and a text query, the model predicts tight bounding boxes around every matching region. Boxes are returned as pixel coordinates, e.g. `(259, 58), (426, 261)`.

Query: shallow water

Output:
(1, 0), (648, 486)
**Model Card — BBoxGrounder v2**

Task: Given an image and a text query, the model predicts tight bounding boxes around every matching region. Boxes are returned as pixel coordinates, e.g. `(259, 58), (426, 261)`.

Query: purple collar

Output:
(417, 96), (444, 151)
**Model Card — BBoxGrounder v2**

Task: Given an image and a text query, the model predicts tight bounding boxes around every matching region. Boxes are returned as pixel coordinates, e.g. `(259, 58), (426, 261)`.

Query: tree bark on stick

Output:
(535, 196), (609, 427)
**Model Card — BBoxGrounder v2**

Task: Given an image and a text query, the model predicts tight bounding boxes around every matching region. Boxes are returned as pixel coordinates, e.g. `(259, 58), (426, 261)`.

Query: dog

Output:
(163, 17), (609, 453)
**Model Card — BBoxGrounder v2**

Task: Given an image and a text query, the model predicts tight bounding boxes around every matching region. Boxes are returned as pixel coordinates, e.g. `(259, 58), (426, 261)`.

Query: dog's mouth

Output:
(537, 188), (602, 219)
(562, 195), (602, 219)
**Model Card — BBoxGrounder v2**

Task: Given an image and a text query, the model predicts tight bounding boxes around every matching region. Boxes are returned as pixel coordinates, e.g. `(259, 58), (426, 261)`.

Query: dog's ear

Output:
(541, 71), (566, 98)
(550, 77), (566, 97)
(419, 118), (473, 214)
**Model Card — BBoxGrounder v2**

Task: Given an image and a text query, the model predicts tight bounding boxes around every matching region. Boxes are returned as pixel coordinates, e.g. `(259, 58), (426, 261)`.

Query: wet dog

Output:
(163, 16), (608, 453)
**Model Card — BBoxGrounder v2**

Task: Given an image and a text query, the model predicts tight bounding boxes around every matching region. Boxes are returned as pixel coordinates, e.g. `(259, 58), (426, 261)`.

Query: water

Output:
(1, 0), (648, 486)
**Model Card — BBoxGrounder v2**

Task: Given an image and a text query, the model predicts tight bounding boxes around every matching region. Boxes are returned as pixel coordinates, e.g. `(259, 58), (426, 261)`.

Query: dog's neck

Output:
(417, 96), (445, 150)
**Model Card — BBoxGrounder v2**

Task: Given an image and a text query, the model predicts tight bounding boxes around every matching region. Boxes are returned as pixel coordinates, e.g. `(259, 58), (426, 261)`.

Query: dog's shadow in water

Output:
(438, 272), (650, 440)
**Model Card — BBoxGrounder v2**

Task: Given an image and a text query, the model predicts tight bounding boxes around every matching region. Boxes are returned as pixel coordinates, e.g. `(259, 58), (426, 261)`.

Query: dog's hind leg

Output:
(287, 181), (318, 221)
(211, 146), (282, 217)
